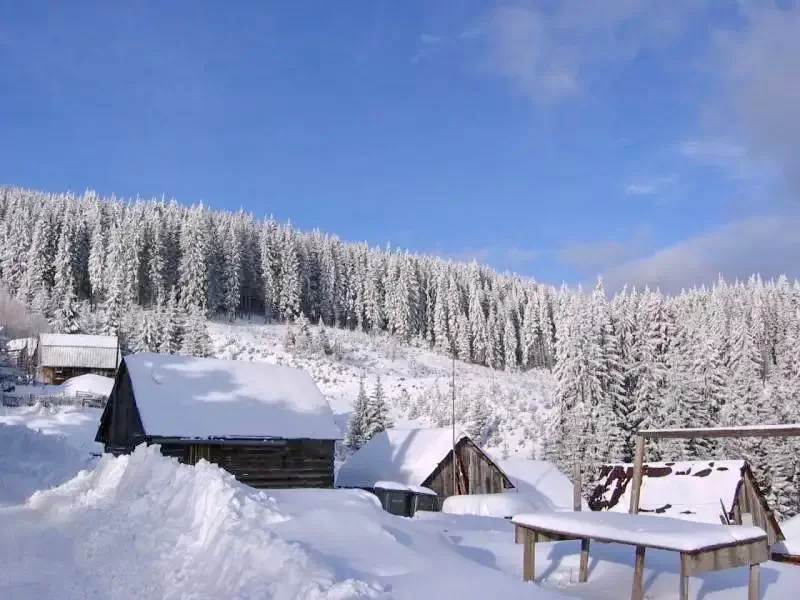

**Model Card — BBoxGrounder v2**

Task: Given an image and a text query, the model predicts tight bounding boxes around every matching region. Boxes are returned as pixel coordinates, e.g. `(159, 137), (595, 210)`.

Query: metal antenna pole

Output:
(452, 351), (456, 496)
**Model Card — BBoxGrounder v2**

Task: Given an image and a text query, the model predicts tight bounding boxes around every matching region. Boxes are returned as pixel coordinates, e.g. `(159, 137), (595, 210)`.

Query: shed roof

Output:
(123, 352), (341, 441)
(499, 458), (589, 511)
(589, 460), (748, 523)
(336, 427), (502, 489)
(37, 334), (119, 369)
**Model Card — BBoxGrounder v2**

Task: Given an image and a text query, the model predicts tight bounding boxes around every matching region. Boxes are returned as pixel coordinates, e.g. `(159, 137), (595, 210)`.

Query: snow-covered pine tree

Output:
(364, 375), (392, 441)
(178, 205), (209, 314)
(260, 217), (280, 321)
(278, 223), (302, 321)
(181, 304), (212, 357)
(346, 376), (369, 450)
(160, 287), (184, 355)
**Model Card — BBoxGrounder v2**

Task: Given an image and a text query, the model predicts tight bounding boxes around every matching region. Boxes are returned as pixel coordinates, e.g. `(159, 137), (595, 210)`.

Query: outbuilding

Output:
(96, 352), (341, 489)
(35, 333), (120, 384)
(336, 427), (514, 503)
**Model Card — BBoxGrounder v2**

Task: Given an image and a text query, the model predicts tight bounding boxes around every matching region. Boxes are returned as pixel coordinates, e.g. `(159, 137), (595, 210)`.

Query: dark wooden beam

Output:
(639, 424), (800, 439)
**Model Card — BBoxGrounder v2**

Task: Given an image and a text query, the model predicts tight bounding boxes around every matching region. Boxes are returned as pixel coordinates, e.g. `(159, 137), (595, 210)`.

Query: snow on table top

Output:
(499, 458), (589, 511)
(593, 460), (745, 523)
(336, 427), (467, 488)
(442, 493), (535, 518)
(125, 352), (341, 440)
(512, 511), (767, 552)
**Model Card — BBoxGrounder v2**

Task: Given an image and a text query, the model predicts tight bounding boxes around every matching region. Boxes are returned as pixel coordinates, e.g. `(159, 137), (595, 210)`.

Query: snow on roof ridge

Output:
(39, 333), (119, 348)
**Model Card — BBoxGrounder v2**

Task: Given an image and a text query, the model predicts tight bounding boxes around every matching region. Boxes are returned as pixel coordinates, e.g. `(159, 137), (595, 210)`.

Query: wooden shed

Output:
(96, 352), (341, 489)
(35, 333), (120, 384)
(589, 460), (785, 546)
(336, 427), (514, 504)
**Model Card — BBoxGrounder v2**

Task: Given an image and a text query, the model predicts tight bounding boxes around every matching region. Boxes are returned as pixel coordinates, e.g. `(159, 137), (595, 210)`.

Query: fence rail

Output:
(1, 390), (107, 409)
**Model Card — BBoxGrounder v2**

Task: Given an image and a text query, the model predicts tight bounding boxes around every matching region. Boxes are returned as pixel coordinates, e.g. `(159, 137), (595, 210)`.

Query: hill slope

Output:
(207, 319), (555, 461)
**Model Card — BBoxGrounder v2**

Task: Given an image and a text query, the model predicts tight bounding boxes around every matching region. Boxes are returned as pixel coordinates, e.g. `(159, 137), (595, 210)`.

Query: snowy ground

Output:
(208, 319), (555, 460)
(1, 405), (799, 599)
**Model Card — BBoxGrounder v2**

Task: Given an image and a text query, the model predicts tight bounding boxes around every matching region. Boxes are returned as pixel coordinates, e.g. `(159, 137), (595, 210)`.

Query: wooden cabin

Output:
(589, 460), (785, 546)
(336, 427), (514, 507)
(35, 333), (120, 384)
(6, 337), (37, 376)
(96, 352), (341, 489)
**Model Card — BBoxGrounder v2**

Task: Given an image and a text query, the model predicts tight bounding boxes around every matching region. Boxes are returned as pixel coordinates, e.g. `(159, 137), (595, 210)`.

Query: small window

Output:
(385, 491), (410, 516)
(413, 494), (439, 514)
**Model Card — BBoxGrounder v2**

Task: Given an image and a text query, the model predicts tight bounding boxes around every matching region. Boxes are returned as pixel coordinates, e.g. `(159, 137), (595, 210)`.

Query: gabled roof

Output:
(37, 334), (119, 369)
(122, 352), (341, 441)
(499, 458), (589, 511)
(337, 427), (493, 489)
(589, 460), (748, 522)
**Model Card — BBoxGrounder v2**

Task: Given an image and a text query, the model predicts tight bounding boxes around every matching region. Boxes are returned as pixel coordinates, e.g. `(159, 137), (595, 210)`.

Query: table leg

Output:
(749, 563), (760, 600)
(579, 538), (590, 583)
(679, 553), (689, 600)
(631, 545), (646, 600)
(523, 530), (537, 582)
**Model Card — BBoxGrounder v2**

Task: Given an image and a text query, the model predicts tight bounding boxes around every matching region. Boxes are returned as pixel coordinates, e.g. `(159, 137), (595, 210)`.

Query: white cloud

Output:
(602, 215), (800, 294)
(558, 241), (631, 270)
(446, 245), (540, 269)
(420, 33), (441, 44)
(475, 1), (702, 104)
(624, 176), (676, 196)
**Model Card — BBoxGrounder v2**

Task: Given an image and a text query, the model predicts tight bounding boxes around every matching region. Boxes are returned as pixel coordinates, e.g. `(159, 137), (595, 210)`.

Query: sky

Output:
(1, 0), (799, 293)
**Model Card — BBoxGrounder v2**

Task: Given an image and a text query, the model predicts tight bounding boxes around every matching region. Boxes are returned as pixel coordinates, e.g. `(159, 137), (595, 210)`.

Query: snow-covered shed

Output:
(336, 427), (514, 502)
(499, 458), (589, 511)
(589, 460), (784, 545)
(35, 333), (120, 384)
(6, 336), (37, 374)
(96, 352), (341, 489)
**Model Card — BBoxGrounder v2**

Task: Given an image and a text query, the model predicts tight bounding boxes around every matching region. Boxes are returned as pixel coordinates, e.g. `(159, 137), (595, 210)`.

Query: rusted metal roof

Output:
(37, 334), (119, 369)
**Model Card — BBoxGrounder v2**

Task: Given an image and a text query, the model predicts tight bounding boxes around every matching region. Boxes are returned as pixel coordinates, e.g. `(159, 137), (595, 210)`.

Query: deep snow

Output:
(1, 406), (800, 599)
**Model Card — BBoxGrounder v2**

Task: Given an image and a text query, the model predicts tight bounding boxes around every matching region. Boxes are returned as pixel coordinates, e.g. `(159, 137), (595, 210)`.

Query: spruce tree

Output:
(346, 376), (369, 450)
(364, 375), (392, 441)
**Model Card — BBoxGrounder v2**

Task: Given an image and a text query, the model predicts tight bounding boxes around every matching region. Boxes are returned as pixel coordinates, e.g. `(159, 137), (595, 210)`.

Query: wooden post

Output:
(522, 529), (536, 582)
(573, 460), (582, 511)
(579, 538), (590, 583)
(629, 435), (645, 514)
(749, 564), (760, 600)
(679, 554), (689, 600)
(631, 545), (646, 600)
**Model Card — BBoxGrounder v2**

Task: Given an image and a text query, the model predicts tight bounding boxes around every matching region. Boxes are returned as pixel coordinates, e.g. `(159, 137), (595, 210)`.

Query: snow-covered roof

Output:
(37, 334), (119, 369)
(123, 352), (341, 440)
(60, 374), (114, 398)
(499, 459), (589, 512)
(336, 427), (468, 488)
(6, 337), (37, 356)
(442, 493), (535, 518)
(373, 481), (437, 495)
(589, 460), (747, 523)
(775, 515), (800, 557)
(512, 510), (767, 552)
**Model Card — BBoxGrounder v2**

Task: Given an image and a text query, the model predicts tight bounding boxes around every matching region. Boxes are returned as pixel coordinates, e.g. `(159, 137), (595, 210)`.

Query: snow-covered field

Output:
(1, 404), (800, 599)
(208, 319), (555, 460)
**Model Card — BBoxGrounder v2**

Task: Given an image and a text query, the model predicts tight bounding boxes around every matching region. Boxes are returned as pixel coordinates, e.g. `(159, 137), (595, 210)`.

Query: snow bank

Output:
(442, 493), (536, 518)
(59, 373), (114, 397)
(499, 458), (588, 511)
(17, 444), (382, 600)
(0, 423), (92, 506)
(0, 404), (104, 456)
(774, 515), (800, 557)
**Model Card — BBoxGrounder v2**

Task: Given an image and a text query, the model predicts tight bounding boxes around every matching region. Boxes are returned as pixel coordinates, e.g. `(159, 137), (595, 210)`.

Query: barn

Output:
(336, 427), (514, 506)
(589, 460), (785, 545)
(95, 352), (341, 489)
(35, 333), (120, 384)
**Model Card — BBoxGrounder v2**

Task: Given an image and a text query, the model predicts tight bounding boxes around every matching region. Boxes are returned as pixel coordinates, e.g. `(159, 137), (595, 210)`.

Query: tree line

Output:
(1, 186), (799, 517)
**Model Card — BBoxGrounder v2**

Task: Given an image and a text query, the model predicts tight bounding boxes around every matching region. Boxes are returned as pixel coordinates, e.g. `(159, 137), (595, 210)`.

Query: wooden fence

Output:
(0, 390), (107, 409)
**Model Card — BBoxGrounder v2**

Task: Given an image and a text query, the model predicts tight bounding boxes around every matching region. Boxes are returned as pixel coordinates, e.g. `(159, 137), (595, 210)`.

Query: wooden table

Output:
(512, 512), (769, 600)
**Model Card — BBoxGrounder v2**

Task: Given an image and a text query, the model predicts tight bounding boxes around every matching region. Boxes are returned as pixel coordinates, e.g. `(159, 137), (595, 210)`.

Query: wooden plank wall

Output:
(425, 439), (509, 499)
(176, 440), (335, 489)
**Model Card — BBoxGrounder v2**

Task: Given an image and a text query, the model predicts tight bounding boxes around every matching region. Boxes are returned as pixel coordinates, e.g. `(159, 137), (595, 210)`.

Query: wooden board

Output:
(682, 538), (769, 577)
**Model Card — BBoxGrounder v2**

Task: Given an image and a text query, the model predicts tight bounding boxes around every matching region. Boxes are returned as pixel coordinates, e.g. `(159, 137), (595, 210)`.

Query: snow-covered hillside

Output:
(207, 319), (555, 460)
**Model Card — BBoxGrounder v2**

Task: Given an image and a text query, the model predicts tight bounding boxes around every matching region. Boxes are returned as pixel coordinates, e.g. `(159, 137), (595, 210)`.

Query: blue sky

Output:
(1, 1), (799, 292)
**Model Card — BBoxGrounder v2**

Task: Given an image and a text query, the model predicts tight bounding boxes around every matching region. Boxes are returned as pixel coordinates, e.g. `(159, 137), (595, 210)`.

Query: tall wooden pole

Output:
(629, 435), (645, 514)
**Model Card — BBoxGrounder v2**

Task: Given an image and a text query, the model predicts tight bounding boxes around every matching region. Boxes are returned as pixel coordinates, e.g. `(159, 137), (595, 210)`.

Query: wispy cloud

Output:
(473, 1), (703, 104)
(419, 33), (442, 45)
(624, 175), (676, 196)
(558, 226), (652, 271)
(679, 137), (776, 182)
(446, 245), (541, 270)
(602, 215), (800, 293)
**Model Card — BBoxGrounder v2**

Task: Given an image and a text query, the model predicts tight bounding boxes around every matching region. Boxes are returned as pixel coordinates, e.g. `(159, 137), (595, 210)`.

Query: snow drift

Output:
(15, 444), (382, 600)
(0, 423), (91, 506)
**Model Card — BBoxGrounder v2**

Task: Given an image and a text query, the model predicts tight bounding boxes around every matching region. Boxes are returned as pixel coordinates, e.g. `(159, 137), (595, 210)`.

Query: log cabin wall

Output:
(168, 439), (335, 489)
(424, 438), (511, 499)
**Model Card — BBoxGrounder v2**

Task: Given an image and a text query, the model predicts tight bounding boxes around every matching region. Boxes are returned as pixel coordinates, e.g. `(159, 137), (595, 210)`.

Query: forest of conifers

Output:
(1, 186), (798, 517)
